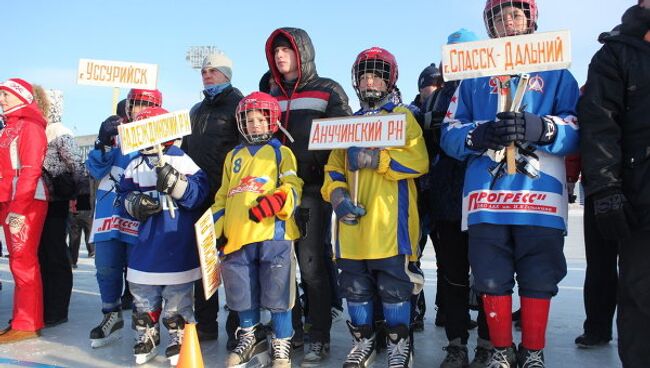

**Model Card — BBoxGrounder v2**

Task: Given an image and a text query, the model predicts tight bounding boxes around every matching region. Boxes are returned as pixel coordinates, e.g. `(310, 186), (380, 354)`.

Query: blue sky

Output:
(2, 0), (632, 136)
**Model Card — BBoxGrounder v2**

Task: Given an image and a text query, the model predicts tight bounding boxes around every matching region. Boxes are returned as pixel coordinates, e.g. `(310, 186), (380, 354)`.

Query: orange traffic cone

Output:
(177, 323), (204, 368)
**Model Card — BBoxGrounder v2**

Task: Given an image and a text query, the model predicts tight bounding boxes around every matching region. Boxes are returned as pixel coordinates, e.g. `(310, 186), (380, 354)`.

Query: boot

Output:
(469, 338), (493, 368)
(226, 324), (270, 368)
(386, 324), (413, 368)
(270, 335), (292, 368)
(343, 321), (376, 368)
(485, 345), (517, 368)
(517, 344), (545, 368)
(440, 338), (469, 368)
(90, 311), (124, 348)
(133, 312), (160, 365)
(0, 329), (40, 344)
(163, 315), (185, 366)
(301, 340), (330, 367)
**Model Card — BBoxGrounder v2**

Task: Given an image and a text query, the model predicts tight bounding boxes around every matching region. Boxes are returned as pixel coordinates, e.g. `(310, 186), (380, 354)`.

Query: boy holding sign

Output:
(117, 107), (209, 365)
(440, 1), (579, 367)
(321, 47), (428, 368)
(212, 92), (303, 368)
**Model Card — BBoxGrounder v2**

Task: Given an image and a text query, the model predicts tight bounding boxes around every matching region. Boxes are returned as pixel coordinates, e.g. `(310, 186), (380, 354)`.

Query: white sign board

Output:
(77, 58), (159, 89)
(442, 30), (572, 81)
(117, 110), (191, 154)
(308, 113), (407, 150)
(194, 209), (221, 300)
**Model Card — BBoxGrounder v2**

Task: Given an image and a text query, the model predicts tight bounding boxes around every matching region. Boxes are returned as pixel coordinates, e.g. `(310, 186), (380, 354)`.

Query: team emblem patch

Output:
(228, 176), (269, 197)
(528, 75), (544, 93)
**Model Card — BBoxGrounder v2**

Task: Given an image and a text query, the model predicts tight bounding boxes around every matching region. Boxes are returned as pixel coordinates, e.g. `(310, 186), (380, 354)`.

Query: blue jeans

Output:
(94, 239), (131, 313)
(129, 282), (195, 321)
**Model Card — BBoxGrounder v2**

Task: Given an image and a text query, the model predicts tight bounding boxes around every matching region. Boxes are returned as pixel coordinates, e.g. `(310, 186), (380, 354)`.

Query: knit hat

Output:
(0, 78), (34, 105)
(202, 52), (233, 81)
(447, 28), (479, 44)
(418, 64), (442, 89)
(272, 34), (292, 50)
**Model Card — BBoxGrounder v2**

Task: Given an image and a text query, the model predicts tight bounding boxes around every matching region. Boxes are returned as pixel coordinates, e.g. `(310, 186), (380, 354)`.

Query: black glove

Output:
(496, 111), (557, 145)
(124, 192), (162, 222)
(592, 189), (638, 240)
(156, 163), (188, 200)
(96, 115), (122, 148)
(466, 121), (514, 151)
(216, 235), (228, 250)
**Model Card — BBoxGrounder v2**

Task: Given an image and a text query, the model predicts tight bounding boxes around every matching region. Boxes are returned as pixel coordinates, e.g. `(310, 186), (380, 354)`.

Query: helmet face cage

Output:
(352, 48), (398, 104)
(236, 95), (280, 144)
(484, 0), (537, 38)
(126, 89), (163, 121)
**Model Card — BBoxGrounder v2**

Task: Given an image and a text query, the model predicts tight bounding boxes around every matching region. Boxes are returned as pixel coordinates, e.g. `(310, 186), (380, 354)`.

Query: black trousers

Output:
(194, 279), (239, 339)
(437, 220), (489, 343)
(294, 187), (332, 343)
(582, 197), (618, 339)
(68, 210), (94, 265)
(38, 200), (72, 322)
(617, 229), (650, 368)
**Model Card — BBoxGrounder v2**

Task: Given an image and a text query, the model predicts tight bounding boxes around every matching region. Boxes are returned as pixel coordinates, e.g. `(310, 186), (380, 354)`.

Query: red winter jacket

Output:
(0, 103), (48, 215)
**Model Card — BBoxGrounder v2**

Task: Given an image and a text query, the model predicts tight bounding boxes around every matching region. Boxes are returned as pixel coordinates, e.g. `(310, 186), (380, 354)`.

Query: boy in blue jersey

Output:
(440, 1), (579, 367)
(212, 92), (303, 368)
(118, 107), (209, 365)
(86, 89), (163, 349)
(321, 47), (428, 368)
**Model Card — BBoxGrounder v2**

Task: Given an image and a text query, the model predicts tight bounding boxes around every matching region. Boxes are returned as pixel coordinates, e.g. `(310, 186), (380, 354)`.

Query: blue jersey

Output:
(86, 146), (140, 244)
(440, 70), (579, 231)
(119, 145), (209, 285)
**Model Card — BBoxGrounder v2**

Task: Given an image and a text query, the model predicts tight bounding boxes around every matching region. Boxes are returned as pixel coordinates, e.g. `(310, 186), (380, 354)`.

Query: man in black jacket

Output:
(265, 27), (352, 367)
(180, 51), (243, 347)
(579, 2), (650, 367)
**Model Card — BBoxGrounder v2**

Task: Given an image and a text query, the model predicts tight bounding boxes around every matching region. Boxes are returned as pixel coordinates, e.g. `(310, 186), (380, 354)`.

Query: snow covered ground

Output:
(0, 206), (623, 367)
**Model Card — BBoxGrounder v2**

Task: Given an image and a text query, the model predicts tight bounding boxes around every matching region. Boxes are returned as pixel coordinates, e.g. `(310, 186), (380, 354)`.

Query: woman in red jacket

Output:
(0, 78), (48, 343)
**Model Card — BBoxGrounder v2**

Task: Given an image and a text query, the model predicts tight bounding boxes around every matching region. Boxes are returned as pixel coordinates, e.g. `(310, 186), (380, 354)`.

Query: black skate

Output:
(226, 324), (270, 368)
(517, 345), (545, 368)
(486, 345), (517, 368)
(89, 311), (124, 348)
(343, 321), (376, 368)
(133, 312), (160, 365)
(163, 315), (185, 366)
(386, 324), (413, 368)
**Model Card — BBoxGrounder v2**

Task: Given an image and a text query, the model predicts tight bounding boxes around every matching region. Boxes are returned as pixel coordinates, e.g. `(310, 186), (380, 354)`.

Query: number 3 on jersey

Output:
(233, 158), (242, 173)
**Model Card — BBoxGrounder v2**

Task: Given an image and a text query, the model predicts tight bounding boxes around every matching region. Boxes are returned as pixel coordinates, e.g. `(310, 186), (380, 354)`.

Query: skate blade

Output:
(90, 330), (122, 348)
(363, 350), (376, 368)
(168, 353), (179, 366)
(229, 351), (271, 368)
(135, 346), (158, 365)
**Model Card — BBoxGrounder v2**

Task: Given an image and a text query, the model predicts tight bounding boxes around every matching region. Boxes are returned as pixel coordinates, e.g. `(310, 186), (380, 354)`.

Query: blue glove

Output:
(330, 188), (366, 225)
(496, 111), (557, 145)
(96, 115), (122, 148)
(347, 147), (380, 171)
(466, 121), (511, 151)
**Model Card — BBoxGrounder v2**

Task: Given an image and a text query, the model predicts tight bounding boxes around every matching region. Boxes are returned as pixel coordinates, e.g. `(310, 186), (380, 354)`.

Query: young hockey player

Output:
(118, 107), (209, 365)
(212, 92), (303, 368)
(321, 47), (428, 368)
(440, 1), (579, 367)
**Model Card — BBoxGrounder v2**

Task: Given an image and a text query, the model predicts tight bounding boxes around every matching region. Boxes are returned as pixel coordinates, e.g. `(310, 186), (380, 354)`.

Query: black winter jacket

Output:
(265, 27), (352, 186)
(579, 5), (650, 228)
(182, 85), (243, 211)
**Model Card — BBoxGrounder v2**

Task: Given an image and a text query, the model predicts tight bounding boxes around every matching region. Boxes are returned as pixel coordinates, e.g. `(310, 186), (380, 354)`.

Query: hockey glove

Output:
(496, 111), (557, 145)
(249, 191), (287, 223)
(330, 187), (366, 225)
(156, 163), (189, 200)
(124, 192), (162, 222)
(465, 121), (509, 151)
(216, 235), (228, 250)
(96, 115), (122, 148)
(592, 188), (638, 241)
(347, 147), (380, 171)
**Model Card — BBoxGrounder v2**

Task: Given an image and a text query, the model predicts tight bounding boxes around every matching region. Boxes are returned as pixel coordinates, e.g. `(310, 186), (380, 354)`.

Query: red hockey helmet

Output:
(126, 89), (163, 121)
(236, 92), (281, 144)
(484, 0), (538, 38)
(352, 47), (399, 104)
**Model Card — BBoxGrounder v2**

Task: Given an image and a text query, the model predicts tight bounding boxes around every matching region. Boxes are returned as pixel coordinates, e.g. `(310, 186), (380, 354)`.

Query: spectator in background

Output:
(68, 169), (95, 268)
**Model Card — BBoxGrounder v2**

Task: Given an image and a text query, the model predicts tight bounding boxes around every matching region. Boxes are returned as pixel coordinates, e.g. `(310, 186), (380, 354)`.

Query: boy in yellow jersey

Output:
(321, 47), (429, 368)
(212, 92), (303, 368)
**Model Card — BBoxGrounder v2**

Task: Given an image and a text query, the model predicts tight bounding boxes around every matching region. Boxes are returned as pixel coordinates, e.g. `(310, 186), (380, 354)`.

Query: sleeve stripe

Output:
(329, 171), (347, 182)
(389, 160), (420, 174)
(212, 209), (225, 223)
(279, 170), (297, 178)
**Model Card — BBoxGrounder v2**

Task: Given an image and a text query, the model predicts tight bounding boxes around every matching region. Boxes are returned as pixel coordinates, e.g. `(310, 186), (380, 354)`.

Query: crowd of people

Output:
(0, 1), (648, 367)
